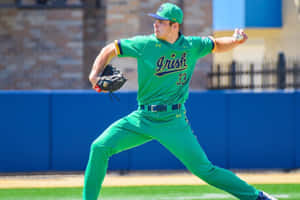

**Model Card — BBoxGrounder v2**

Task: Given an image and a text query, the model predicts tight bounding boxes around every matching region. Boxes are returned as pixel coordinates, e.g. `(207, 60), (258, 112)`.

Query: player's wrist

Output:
(89, 75), (98, 86)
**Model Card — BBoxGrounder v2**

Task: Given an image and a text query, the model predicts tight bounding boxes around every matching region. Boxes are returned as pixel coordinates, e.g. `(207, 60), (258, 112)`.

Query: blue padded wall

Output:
(0, 90), (299, 172)
(186, 91), (228, 168)
(296, 91), (300, 168)
(51, 91), (138, 171)
(228, 91), (295, 169)
(0, 91), (50, 172)
(108, 92), (138, 170)
(129, 141), (185, 170)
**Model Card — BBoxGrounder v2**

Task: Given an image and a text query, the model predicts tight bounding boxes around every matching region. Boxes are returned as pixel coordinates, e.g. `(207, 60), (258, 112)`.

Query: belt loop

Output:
(148, 105), (157, 112)
(171, 104), (181, 110)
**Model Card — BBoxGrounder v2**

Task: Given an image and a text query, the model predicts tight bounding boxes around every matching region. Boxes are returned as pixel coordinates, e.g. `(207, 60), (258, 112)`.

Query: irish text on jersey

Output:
(155, 53), (187, 76)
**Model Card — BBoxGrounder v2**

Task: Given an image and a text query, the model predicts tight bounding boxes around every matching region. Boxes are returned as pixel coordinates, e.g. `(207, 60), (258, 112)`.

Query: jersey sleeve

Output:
(114, 35), (148, 58)
(191, 36), (216, 58)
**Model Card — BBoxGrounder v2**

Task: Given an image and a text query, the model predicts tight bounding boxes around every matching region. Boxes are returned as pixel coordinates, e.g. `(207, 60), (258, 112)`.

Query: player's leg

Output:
(154, 113), (259, 200)
(83, 112), (152, 200)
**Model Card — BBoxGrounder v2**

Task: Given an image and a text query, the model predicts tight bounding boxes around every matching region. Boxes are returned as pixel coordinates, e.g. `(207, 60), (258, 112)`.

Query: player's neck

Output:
(165, 32), (179, 44)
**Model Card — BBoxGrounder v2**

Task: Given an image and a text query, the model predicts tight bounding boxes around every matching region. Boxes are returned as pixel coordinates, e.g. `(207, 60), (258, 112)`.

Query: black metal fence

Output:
(208, 53), (300, 90)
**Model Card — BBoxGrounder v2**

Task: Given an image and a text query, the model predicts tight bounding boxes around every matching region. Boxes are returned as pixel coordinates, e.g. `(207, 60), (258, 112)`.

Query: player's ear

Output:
(171, 22), (179, 30)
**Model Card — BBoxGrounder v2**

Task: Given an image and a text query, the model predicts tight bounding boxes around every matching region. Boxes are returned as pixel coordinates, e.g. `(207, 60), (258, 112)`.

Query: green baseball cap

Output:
(148, 3), (183, 24)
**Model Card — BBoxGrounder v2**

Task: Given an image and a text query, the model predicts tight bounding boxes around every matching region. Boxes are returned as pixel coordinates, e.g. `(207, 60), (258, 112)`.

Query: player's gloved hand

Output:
(233, 28), (248, 44)
(93, 64), (127, 93)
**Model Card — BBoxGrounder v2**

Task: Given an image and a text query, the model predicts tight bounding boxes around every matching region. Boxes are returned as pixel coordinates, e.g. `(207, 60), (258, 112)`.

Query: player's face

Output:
(153, 19), (173, 40)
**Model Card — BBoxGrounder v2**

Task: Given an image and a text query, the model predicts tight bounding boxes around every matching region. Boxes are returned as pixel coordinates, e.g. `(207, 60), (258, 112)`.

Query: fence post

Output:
(277, 52), (286, 89)
(230, 61), (236, 89)
(217, 64), (221, 89)
(293, 62), (299, 88)
(250, 63), (255, 89)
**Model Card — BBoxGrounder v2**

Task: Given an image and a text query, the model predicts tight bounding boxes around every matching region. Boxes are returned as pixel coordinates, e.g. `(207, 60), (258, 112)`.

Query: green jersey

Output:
(115, 33), (214, 105)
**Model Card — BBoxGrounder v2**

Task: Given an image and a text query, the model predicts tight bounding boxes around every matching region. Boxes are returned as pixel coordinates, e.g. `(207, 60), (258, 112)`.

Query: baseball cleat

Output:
(256, 191), (278, 200)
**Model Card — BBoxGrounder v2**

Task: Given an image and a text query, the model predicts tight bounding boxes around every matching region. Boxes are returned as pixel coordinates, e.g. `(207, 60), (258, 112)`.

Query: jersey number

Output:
(176, 72), (187, 85)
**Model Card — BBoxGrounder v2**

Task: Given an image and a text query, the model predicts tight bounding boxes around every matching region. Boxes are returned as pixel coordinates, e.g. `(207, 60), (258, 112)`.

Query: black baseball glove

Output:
(94, 64), (127, 92)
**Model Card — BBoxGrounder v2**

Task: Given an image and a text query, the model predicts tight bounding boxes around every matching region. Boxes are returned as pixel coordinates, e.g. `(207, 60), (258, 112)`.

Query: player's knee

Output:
(189, 163), (217, 179)
(90, 142), (112, 158)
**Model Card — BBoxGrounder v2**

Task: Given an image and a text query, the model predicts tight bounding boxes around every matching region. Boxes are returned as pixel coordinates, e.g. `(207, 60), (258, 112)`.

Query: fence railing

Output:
(208, 53), (300, 90)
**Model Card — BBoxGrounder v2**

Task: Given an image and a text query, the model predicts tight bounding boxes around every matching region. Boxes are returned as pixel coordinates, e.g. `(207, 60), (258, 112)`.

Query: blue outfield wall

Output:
(0, 90), (299, 172)
(296, 92), (300, 168)
(0, 91), (50, 172)
(228, 92), (295, 169)
(51, 91), (138, 171)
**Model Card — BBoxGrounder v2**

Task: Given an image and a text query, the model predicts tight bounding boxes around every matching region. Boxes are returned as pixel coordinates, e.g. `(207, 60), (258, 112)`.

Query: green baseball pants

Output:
(83, 107), (259, 200)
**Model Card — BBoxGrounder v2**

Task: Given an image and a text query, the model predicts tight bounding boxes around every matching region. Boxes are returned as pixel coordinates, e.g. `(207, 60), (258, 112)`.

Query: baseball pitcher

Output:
(85, 3), (277, 200)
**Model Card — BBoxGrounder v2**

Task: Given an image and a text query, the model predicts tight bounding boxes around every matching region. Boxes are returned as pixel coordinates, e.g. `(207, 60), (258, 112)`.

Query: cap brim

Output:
(148, 13), (169, 21)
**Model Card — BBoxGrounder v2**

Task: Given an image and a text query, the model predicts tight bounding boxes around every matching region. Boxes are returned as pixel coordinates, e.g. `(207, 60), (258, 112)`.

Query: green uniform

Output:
(83, 34), (259, 200)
